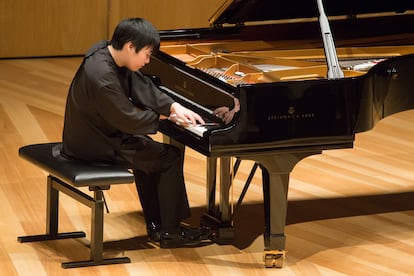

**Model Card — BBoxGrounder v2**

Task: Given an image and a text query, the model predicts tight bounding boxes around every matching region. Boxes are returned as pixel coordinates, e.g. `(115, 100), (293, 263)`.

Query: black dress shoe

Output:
(159, 225), (215, 248)
(147, 222), (161, 242)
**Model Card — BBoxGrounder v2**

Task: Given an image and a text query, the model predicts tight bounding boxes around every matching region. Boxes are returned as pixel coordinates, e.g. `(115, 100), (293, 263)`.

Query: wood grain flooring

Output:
(0, 57), (413, 275)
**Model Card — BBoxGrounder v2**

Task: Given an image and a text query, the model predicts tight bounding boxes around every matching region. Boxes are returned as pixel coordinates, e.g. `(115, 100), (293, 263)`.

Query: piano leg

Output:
(219, 156), (232, 222)
(219, 157), (235, 239)
(206, 157), (217, 215)
(201, 157), (235, 240)
(261, 166), (288, 268)
(241, 150), (321, 268)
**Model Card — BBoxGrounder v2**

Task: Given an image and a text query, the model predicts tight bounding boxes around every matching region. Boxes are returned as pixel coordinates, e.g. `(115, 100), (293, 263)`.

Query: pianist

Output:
(62, 18), (207, 248)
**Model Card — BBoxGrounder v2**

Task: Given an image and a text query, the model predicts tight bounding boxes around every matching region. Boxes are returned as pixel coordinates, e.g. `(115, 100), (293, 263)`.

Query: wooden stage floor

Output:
(0, 57), (413, 275)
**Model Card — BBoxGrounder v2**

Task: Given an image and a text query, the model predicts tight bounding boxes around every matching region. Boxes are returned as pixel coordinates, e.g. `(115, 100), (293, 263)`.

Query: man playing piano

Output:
(62, 18), (207, 248)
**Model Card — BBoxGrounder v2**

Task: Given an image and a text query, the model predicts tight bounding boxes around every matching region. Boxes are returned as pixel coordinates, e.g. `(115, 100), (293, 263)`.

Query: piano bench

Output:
(17, 142), (135, 268)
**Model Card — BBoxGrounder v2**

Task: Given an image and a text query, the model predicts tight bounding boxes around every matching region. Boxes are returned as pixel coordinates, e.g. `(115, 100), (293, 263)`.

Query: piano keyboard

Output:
(185, 124), (208, 137)
(169, 114), (215, 137)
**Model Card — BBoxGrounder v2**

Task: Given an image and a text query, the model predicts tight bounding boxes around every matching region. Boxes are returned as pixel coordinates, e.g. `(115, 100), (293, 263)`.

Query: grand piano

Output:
(141, 0), (414, 267)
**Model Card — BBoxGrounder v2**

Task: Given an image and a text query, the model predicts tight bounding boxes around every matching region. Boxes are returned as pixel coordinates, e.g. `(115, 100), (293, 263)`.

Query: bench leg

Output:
(17, 175), (86, 243)
(62, 188), (130, 268)
(18, 176), (130, 268)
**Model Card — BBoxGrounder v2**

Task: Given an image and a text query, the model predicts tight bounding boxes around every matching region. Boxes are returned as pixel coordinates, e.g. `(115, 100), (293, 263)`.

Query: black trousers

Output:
(119, 135), (191, 232)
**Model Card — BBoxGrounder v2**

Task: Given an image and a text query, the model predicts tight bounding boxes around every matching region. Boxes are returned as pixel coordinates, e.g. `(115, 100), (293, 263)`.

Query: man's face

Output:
(125, 44), (153, 71)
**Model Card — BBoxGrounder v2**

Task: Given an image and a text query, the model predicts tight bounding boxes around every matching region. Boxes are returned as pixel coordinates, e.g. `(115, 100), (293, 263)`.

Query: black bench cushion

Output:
(19, 142), (134, 187)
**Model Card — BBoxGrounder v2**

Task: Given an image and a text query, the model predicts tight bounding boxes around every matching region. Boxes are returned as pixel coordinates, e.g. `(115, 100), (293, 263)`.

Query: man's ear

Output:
(128, 42), (135, 49)
(123, 41), (135, 52)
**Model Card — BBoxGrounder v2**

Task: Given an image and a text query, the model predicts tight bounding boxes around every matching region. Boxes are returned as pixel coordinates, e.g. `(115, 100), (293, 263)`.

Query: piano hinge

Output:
(211, 22), (245, 29)
(346, 13), (358, 20)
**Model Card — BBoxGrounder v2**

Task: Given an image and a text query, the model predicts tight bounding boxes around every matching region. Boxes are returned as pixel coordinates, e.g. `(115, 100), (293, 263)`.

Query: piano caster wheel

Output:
(263, 250), (285, 268)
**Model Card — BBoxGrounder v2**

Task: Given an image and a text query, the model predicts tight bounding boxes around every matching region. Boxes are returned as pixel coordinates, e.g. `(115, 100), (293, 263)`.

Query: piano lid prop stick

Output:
(316, 0), (344, 79)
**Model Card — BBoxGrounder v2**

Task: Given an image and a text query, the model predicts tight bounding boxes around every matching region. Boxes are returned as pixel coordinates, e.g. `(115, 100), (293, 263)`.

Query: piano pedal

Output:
(199, 225), (218, 240)
(200, 214), (235, 243)
(263, 250), (286, 268)
(199, 224), (234, 243)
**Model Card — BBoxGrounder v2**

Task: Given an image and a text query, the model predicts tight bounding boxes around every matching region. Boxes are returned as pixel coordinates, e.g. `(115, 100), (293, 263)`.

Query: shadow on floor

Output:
(186, 191), (414, 249)
(104, 191), (414, 251)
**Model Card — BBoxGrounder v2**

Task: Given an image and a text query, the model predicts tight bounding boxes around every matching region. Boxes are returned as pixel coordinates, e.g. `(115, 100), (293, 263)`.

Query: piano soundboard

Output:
(160, 43), (414, 85)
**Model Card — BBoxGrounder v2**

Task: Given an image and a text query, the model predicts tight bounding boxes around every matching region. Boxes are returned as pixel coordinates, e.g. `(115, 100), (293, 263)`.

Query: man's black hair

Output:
(110, 18), (160, 53)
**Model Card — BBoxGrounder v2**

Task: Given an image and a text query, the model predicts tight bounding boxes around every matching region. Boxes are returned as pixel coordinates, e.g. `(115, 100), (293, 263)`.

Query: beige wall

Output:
(108, 0), (224, 35)
(0, 0), (108, 58)
(0, 0), (224, 58)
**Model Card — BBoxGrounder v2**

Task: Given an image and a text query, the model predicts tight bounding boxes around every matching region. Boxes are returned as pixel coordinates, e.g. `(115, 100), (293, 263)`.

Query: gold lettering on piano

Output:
(267, 106), (315, 121)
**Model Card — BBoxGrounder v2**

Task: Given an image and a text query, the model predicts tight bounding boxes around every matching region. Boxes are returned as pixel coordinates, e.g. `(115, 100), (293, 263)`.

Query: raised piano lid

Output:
(209, 0), (414, 26)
